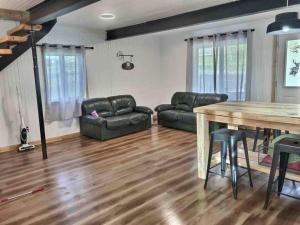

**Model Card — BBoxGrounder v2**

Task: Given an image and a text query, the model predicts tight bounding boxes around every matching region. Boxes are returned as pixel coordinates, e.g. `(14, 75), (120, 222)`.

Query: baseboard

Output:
(0, 132), (81, 154)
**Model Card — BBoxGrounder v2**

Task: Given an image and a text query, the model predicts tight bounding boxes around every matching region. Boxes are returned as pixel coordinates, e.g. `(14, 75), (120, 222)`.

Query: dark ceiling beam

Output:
(29, 0), (101, 24)
(107, 0), (300, 40)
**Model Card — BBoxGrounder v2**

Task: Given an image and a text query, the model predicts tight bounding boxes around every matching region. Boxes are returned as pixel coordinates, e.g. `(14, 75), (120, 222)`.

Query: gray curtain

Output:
(42, 44), (87, 122)
(186, 30), (252, 101)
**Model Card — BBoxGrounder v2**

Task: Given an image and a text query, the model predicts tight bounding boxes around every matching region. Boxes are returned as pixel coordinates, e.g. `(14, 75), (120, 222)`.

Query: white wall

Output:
(88, 35), (162, 109)
(159, 6), (300, 103)
(0, 22), (162, 148)
(0, 22), (105, 147)
(2, 6), (300, 148)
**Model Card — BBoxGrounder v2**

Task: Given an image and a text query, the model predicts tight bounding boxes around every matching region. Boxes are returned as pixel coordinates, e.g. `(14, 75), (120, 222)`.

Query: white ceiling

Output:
(59, 0), (237, 30)
(0, 0), (44, 10)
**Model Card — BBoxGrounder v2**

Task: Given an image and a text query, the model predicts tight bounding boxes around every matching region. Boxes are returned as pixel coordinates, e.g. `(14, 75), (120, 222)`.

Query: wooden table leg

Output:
(197, 114), (209, 179)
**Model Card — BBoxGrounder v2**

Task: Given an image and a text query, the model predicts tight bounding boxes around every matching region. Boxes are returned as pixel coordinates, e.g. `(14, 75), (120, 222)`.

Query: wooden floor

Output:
(0, 126), (300, 225)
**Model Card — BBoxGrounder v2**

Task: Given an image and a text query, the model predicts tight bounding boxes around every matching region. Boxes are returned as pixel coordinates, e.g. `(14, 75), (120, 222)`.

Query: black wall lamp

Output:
(267, 0), (300, 35)
(117, 51), (135, 70)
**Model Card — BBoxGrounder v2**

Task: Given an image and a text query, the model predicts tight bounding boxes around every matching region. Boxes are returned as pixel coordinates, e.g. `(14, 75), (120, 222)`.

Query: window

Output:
(188, 31), (251, 101)
(42, 45), (87, 122)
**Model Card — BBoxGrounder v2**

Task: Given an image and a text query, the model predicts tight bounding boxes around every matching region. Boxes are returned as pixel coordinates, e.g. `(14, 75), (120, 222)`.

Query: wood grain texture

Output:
(194, 101), (300, 180)
(7, 24), (42, 36)
(0, 49), (12, 55)
(194, 101), (300, 122)
(194, 101), (300, 132)
(0, 126), (299, 225)
(0, 35), (28, 44)
(0, 8), (30, 22)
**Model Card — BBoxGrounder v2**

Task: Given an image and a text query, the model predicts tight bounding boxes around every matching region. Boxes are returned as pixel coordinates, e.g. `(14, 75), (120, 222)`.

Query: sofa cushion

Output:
(81, 98), (114, 116)
(129, 113), (149, 125)
(115, 107), (133, 116)
(98, 111), (114, 118)
(177, 111), (196, 124)
(106, 115), (131, 130)
(159, 110), (181, 122)
(171, 92), (196, 111)
(108, 95), (136, 115)
(175, 104), (193, 112)
(194, 94), (228, 107)
(105, 113), (148, 129)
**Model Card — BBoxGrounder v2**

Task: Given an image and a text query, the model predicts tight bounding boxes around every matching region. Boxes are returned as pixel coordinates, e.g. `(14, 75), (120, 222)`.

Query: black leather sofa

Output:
(79, 95), (153, 140)
(155, 92), (228, 133)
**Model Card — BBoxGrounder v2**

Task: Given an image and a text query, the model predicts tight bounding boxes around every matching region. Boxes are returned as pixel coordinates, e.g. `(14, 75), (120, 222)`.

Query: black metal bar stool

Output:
(264, 138), (300, 209)
(204, 128), (253, 199)
(252, 128), (289, 152)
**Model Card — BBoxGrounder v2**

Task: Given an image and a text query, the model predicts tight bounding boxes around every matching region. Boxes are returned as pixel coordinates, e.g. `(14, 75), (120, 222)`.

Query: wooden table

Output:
(194, 101), (300, 179)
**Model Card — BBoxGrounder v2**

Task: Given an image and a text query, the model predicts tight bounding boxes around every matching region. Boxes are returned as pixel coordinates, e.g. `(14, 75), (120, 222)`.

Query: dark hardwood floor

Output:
(0, 126), (299, 225)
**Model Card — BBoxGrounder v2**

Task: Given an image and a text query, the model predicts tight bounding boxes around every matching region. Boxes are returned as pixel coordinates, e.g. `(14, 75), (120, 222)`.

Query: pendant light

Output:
(267, 0), (300, 35)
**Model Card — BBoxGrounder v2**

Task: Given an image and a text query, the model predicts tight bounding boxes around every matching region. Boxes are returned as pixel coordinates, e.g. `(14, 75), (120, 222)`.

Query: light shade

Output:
(99, 13), (115, 20)
(267, 12), (300, 35)
(122, 62), (134, 70)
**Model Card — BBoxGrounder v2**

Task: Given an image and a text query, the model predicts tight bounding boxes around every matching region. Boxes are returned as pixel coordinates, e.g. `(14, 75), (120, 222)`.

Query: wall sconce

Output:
(117, 51), (134, 70)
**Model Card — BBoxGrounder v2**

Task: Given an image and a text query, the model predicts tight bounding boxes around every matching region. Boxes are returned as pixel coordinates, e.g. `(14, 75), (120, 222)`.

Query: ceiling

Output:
(0, 0), (44, 10)
(59, 0), (237, 30)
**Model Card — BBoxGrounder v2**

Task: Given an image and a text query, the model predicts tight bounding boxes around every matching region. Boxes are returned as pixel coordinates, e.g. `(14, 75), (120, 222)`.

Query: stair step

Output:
(7, 24), (42, 36)
(0, 35), (28, 48)
(0, 49), (12, 55)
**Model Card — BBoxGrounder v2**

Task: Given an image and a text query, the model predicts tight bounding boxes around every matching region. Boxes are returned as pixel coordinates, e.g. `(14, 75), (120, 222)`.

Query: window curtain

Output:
(42, 44), (87, 122)
(186, 30), (253, 101)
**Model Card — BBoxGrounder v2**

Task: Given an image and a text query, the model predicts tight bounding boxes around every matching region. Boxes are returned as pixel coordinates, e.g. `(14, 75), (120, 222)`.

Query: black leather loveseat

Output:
(79, 95), (153, 140)
(155, 92), (228, 133)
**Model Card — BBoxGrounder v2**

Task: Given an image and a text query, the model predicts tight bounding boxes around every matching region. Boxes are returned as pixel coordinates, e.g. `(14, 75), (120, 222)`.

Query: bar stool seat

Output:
(204, 128), (253, 199)
(264, 138), (300, 209)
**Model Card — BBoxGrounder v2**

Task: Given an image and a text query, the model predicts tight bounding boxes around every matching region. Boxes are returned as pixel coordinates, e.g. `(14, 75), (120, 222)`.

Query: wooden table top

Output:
(194, 101), (300, 125)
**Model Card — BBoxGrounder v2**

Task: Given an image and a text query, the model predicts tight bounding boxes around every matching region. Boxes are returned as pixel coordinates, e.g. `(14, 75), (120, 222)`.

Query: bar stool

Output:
(204, 128), (253, 199)
(264, 138), (300, 209)
(252, 128), (289, 152)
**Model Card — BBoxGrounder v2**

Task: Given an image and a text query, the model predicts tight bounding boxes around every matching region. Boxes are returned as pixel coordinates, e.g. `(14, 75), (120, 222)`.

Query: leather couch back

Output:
(82, 95), (137, 117)
(194, 93), (228, 107)
(81, 98), (113, 116)
(171, 92), (228, 111)
(171, 92), (196, 112)
(108, 95), (136, 115)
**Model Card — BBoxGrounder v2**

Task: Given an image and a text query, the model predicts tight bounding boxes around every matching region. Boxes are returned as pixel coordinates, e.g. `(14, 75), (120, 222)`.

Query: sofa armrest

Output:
(80, 115), (107, 126)
(154, 104), (174, 112)
(134, 106), (153, 114)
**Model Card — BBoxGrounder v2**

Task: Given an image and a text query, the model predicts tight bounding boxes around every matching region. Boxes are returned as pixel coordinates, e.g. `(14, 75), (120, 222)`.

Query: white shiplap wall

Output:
(0, 21), (163, 148)
(0, 21), (106, 147)
(0, 0), (44, 10)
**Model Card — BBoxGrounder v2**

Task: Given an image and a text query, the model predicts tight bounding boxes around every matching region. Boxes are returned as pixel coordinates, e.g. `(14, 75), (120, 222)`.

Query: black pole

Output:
(30, 28), (48, 160)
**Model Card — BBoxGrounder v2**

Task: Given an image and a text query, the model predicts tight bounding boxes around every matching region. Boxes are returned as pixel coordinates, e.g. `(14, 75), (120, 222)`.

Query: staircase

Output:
(0, 20), (56, 71)
(0, 24), (42, 56)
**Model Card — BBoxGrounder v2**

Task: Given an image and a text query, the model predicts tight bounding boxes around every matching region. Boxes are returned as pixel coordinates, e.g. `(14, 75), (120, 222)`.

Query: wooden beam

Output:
(0, 8), (30, 22)
(271, 36), (279, 103)
(0, 49), (12, 55)
(7, 24), (42, 36)
(107, 0), (300, 40)
(0, 36), (28, 44)
(0, 35), (28, 49)
(0, 19), (57, 71)
(29, 0), (101, 24)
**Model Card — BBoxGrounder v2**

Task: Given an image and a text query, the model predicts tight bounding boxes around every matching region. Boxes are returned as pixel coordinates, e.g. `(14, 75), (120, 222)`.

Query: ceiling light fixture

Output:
(99, 13), (115, 20)
(267, 0), (300, 35)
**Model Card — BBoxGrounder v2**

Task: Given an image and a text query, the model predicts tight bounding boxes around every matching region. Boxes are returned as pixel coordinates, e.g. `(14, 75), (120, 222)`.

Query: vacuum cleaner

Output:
(16, 87), (35, 152)
(18, 119), (35, 152)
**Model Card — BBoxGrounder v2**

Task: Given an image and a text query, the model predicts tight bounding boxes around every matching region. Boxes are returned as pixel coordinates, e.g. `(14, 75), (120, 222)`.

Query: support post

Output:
(30, 28), (47, 160)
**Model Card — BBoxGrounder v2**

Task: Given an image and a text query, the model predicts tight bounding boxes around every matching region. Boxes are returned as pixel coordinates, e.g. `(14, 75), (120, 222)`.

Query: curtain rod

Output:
(184, 29), (255, 41)
(36, 44), (94, 50)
